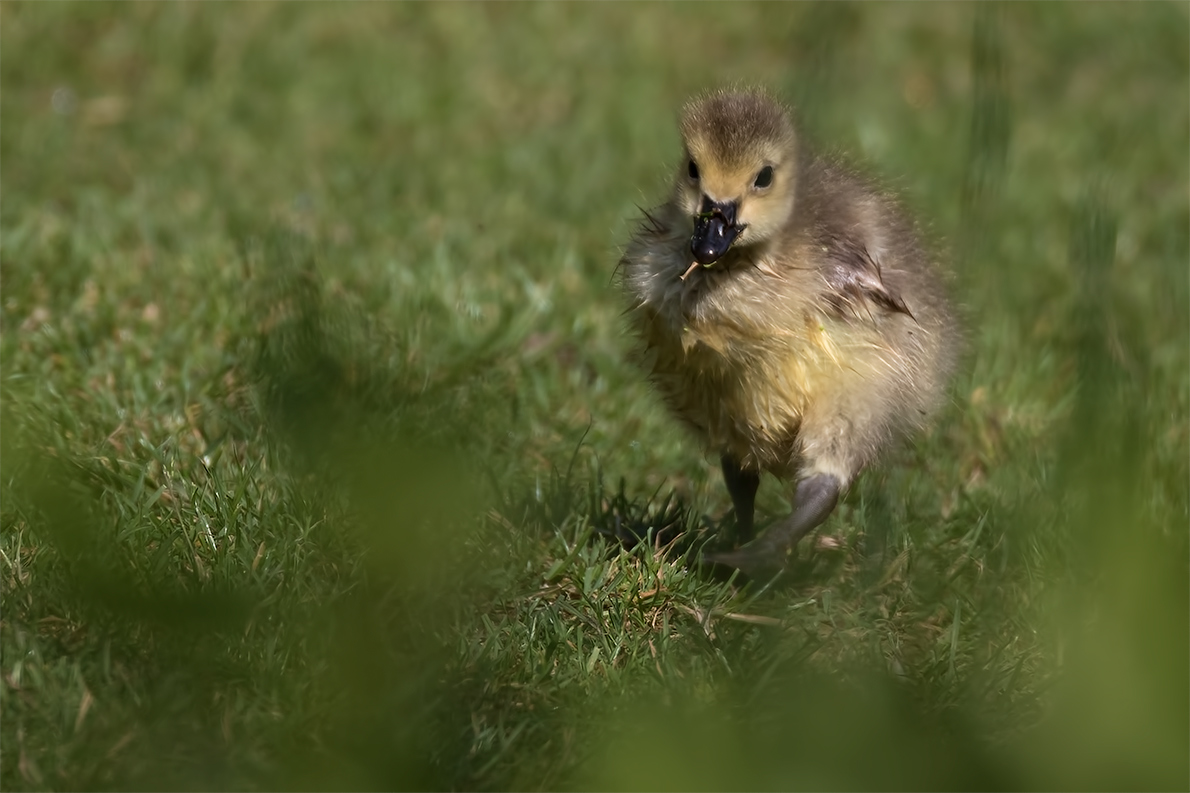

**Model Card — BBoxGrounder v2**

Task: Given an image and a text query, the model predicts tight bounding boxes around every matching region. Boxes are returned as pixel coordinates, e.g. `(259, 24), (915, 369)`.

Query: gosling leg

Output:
(721, 455), (760, 544)
(703, 472), (841, 579)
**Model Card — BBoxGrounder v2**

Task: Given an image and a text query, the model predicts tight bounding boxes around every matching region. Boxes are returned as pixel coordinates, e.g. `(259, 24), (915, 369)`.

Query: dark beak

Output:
(690, 197), (746, 265)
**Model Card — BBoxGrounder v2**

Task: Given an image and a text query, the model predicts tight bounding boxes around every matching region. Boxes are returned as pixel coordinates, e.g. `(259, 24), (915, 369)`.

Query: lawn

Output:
(1, 3), (1187, 790)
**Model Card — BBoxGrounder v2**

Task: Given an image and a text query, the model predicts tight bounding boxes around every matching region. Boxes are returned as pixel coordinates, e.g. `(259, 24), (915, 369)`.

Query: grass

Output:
(1, 2), (1187, 790)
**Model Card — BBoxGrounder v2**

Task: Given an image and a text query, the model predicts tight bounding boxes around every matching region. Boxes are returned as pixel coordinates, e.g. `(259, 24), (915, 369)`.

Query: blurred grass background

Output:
(1, 2), (1186, 790)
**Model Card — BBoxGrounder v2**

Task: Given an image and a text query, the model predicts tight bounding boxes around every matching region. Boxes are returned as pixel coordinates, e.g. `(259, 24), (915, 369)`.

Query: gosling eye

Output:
(753, 165), (774, 189)
(687, 159), (699, 180)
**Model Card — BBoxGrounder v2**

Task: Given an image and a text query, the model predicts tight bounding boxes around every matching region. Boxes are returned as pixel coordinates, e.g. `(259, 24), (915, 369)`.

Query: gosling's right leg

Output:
(720, 455), (760, 544)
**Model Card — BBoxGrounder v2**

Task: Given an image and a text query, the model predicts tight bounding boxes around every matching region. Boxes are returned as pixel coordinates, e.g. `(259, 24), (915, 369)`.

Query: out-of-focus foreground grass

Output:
(1, 3), (1186, 790)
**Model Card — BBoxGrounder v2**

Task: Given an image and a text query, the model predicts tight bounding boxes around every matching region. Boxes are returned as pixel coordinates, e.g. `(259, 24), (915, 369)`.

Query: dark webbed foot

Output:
(703, 472), (841, 578)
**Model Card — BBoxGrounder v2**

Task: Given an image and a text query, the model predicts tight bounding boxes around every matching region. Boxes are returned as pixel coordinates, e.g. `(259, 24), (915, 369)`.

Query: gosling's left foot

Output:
(701, 542), (787, 582)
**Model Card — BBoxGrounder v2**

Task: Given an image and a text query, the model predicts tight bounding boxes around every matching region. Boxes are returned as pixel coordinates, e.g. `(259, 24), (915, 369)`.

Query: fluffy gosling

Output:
(619, 88), (959, 578)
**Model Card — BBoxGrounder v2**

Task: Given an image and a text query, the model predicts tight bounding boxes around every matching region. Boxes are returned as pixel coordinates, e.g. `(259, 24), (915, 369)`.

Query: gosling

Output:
(619, 88), (958, 578)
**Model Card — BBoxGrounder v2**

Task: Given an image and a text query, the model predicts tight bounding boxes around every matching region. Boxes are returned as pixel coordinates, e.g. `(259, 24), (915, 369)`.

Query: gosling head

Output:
(675, 89), (799, 266)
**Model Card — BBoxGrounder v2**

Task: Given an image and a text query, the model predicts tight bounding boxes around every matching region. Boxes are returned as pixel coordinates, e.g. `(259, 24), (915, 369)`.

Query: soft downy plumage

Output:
(619, 88), (959, 578)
